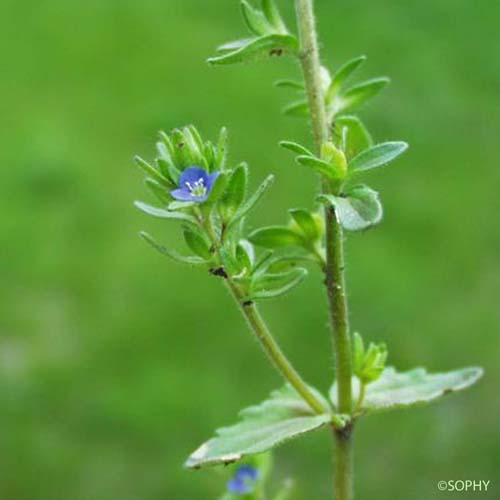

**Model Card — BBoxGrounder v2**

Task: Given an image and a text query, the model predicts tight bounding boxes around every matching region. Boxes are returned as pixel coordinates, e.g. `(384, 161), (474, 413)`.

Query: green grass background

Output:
(0, 0), (499, 498)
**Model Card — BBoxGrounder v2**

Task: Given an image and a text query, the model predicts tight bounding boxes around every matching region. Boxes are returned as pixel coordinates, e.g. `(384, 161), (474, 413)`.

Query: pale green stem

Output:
(355, 383), (366, 413)
(295, 0), (354, 499)
(201, 213), (327, 416)
(225, 279), (327, 415)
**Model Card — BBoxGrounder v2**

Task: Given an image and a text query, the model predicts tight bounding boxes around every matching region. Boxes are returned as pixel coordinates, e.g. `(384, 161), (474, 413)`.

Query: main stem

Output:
(295, 0), (354, 499)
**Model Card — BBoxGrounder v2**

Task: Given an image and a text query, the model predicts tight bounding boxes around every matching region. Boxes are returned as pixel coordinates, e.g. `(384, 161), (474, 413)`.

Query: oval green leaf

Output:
(330, 366), (483, 415)
(349, 141), (408, 173)
(185, 385), (331, 469)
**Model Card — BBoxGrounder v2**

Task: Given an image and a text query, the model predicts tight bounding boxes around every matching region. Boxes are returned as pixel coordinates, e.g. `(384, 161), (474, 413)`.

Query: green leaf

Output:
(134, 156), (171, 187)
(220, 163), (248, 220)
(279, 141), (313, 156)
(168, 200), (196, 211)
(253, 252), (313, 277)
(241, 0), (273, 36)
(349, 141), (408, 173)
(274, 79), (304, 90)
(352, 332), (365, 375)
(217, 39), (254, 52)
(171, 128), (195, 168)
(219, 246), (241, 276)
(283, 100), (308, 117)
(208, 34), (299, 65)
(134, 201), (198, 225)
(155, 158), (178, 185)
(183, 227), (212, 260)
(187, 125), (205, 154)
(144, 178), (172, 205)
(330, 367), (484, 415)
(339, 77), (390, 113)
(262, 0), (287, 32)
(248, 226), (305, 249)
(156, 156), (181, 185)
(328, 55), (366, 98)
(252, 268), (307, 299)
(205, 144), (217, 172)
(319, 185), (383, 231)
(334, 115), (373, 160)
(139, 231), (206, 265)
(296, 155), (337, 179)
(236, 240), (254, 272)
(359, 342), (388, 383)
(182, 126), (205, 167)
(227, 174), (275, 232)
(321, 142), (347, 178)
(215, 126), (228, 170)
(185, 385), (331, 468)
(156, 132), (180, 182)
(205, 171), (229, 205)
(289, 209), (320, 241)
(158, 131), (176, 160)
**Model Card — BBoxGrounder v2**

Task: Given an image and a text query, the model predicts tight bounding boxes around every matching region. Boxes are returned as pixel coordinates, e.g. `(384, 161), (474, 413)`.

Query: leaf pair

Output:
(326, 55), (390, 121)
(280, 140), (348, 181)
(208, 1), (298, 65)
(318, 140), (407, 231)
(282, 134), (407, 180)
(248, 209), (324, 267)
(280, 56), (389, 122)
(186, 366), (483, 469)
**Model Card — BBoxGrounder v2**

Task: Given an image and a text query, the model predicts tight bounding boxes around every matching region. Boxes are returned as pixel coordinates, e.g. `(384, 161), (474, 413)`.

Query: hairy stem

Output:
(202, 214), (327, 416)
(334, 426), (354, 500)
(225, 279), (328, 415)
(295, 0), (354, 498)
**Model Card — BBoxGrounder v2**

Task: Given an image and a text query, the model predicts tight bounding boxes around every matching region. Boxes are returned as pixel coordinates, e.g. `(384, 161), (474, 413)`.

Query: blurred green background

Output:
(1, 0), (499, 498)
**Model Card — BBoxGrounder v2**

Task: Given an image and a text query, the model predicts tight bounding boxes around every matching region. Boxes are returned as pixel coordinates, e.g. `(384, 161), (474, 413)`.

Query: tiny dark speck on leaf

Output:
(210, 267), (228, 279)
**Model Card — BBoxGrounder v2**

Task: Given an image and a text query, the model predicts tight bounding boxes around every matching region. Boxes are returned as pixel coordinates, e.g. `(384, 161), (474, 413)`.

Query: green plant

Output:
(133, 1), (483, 498)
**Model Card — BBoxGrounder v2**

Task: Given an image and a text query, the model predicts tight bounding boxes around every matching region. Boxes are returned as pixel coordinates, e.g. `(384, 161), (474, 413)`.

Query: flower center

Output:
(185, 178), (207, 197)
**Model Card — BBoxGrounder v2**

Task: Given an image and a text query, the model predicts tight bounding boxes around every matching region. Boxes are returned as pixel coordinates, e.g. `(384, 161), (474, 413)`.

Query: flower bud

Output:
(321, 141), (347, 179)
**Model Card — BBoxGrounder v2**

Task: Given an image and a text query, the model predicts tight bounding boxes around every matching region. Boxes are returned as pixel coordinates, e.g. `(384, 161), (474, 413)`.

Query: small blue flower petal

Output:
(227, 477), (251, 495)
(227, 465), (259, 495)
(170, 188), (197, 202)
(171, 166), (217, 203)
(179, 166), (210, 187)
(236, 465), (259, 481)
(206, 171), (220, 191)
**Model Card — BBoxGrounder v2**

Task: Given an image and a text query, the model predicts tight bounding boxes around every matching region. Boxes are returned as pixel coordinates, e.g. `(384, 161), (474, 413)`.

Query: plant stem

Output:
(225, 278), (328, 415)
(334, 426), (354, 500)
(202, 213), (327, 416)
(355, 383), (367, 414)
(295, 0), (354, 498)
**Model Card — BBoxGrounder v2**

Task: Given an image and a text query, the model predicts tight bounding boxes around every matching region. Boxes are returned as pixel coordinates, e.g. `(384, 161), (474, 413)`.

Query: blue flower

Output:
(171, 166), (219, 203)
(227, 465), (259, 495)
